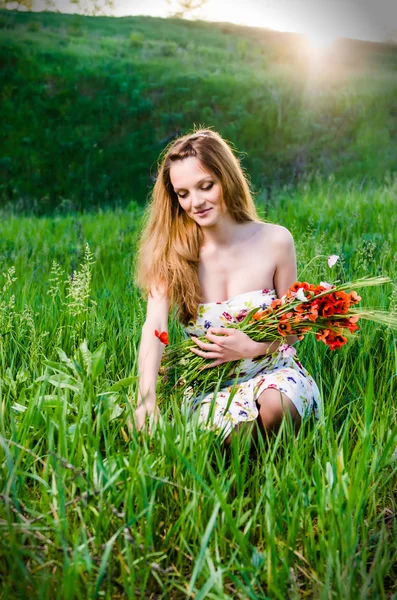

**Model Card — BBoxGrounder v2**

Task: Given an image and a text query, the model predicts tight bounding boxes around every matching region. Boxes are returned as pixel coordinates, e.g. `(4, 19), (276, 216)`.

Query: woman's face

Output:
(169, 156), (226, 225)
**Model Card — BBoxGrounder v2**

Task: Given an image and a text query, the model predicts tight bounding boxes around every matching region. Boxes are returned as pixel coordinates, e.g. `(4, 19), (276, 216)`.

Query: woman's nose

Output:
(191, 193), (205, 207)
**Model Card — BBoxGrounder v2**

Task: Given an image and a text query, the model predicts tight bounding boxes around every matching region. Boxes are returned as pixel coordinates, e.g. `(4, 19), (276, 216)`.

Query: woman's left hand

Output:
(189, 327), (263, 370)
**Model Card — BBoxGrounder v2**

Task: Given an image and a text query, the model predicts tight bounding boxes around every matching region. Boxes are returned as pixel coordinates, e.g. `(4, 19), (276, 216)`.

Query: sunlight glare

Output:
(305, 30), (338, 52)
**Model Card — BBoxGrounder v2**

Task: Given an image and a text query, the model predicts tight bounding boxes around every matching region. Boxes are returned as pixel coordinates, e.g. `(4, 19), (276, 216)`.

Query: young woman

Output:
(132, 128), (321, 446)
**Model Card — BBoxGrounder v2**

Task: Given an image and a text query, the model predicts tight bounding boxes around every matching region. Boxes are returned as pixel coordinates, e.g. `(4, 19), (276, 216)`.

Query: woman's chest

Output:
(198, 234), (276, 302)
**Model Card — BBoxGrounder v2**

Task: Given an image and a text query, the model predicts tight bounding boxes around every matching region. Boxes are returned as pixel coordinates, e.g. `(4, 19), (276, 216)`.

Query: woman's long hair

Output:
(134, 127), (261, 326)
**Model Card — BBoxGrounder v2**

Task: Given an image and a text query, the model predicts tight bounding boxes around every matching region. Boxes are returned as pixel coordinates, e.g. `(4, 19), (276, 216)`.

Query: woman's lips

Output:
(195, 208), (212, 216)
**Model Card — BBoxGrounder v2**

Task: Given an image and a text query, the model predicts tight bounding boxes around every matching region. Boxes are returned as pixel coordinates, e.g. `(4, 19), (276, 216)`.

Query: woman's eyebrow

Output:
(174, 177), (212, 192)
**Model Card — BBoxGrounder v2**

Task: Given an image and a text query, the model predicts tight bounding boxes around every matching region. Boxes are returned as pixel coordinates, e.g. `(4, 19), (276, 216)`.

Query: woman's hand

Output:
(189, 327), (271, 370)
(127, 402), (160, 435)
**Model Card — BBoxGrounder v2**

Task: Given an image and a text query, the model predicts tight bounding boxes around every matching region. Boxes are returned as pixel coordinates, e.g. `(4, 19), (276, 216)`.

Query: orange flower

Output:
(295, 303), (307, 314)
(316, 329), (330, 342)
(313, 285), (327, 295)
(333, 300), (350, 314)
(270, 299), (283, 310)
(251, 311), (263, 321)
(321, 303), (335, 318)
(331, 320), (347, 328)
(349, 291), (362, 304)
(296, 326), (311, 339)
(347, 316), (360, 333)
(278, 321), (292, 336)
(289, 282), (303, 293)
(288, 281), (311, 294)
(349, 314), (360, 323)
(155, 330), (169, 345)
(326, 333), (347, 350)
(279, 311), (294, 321)
(307, 304), (319, 322)
(322, 292), (337, 304)
(293, 314), (303, 324)
(334, 291), (350, 302)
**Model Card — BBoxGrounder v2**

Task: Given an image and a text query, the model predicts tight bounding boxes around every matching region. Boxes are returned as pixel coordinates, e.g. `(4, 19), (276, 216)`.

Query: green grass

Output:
(0, 177), (396, 597)
(0, 9), (397, 211)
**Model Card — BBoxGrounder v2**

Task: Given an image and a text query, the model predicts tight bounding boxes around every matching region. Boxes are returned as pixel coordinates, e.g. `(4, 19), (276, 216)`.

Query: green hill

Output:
(1, 8), (396, 212)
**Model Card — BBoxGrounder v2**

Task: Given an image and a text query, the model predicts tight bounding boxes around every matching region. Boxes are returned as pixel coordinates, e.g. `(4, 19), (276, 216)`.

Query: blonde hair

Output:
(134, 127), (261, 326)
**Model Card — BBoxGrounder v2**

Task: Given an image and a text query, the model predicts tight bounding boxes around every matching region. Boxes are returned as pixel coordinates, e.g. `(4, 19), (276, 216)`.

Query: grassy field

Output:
(0, 177), (396, 598)
(1, 9), (397, 211)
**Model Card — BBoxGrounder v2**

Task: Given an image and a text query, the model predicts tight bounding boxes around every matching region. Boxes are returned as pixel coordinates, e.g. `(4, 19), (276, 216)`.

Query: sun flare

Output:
(304, 30), (339, 51)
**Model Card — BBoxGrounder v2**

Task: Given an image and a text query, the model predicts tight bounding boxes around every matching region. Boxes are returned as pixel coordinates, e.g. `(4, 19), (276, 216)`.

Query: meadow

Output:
(1, 177), (396, 598)
(1, 6), (397, 598)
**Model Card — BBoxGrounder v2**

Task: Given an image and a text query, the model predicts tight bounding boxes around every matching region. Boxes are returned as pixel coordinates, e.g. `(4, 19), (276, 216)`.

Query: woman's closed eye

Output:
(178, 183), (213, 198)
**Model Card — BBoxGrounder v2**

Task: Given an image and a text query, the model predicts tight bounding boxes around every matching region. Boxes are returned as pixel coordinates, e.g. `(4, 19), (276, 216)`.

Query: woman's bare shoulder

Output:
(260, 222), (294, 246)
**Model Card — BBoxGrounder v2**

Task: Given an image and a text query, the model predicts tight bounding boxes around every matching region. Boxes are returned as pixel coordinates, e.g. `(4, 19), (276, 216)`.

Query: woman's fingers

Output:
(206, 327), (232, 335)
(190, 347), (221, 358)
(190, 336), (222, 352)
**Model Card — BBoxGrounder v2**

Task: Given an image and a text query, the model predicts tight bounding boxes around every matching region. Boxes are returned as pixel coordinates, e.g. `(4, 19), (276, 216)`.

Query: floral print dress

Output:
(180, 288), (322, 442)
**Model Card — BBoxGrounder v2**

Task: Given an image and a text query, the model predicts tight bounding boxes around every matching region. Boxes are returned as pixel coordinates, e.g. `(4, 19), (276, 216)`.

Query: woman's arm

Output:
(273, 225), (299, 347)
(130, 283), (169, 431)
(253, 225), (299, 355)
(137, 321), (167, 408)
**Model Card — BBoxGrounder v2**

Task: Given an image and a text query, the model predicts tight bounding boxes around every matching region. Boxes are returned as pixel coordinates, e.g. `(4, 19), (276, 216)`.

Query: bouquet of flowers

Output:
(157, 275), (397, 398)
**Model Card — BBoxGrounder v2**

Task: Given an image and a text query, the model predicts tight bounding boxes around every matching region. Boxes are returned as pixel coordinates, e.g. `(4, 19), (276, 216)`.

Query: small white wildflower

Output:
(327, 255), (339, 268)
(296, 288), (309, 302)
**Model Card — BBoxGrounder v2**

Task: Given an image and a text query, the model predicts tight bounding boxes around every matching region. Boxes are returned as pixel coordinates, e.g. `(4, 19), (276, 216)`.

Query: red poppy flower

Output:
(349, 314), (360, 323)
(334, 291), (350, 302)
(278, 321), (292, 336)
(326, 334), (347, 350)
(321, 303), (335, 318)
(333, 300), (350, 314)
(313, 285), (327, 295)
(271, 299), (283, 310)
(155, 330), (169, 345)
(306, 303), (319, 322)
(349, 291), (361, 304)
(315, 329), (330, 342)
(279, 312), (294, 321)
(307, 311), (318, 323)
(347, 316), (360, 332)
(289, 282), (303, 293)
(295, 303), (307, 314)
(289, 281), (311, 293)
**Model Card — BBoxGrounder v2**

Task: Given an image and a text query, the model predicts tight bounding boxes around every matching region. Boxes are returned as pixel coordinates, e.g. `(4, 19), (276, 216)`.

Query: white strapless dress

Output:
(180, 288), (322, 441)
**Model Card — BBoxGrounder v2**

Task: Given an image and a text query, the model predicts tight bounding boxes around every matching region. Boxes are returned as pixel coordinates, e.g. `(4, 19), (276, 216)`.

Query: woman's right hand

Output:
(127, 402), (160, 435)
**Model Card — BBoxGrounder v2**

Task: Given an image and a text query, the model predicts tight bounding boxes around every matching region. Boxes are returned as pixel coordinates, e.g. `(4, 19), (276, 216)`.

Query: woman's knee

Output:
(257, 387), (301, 432)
